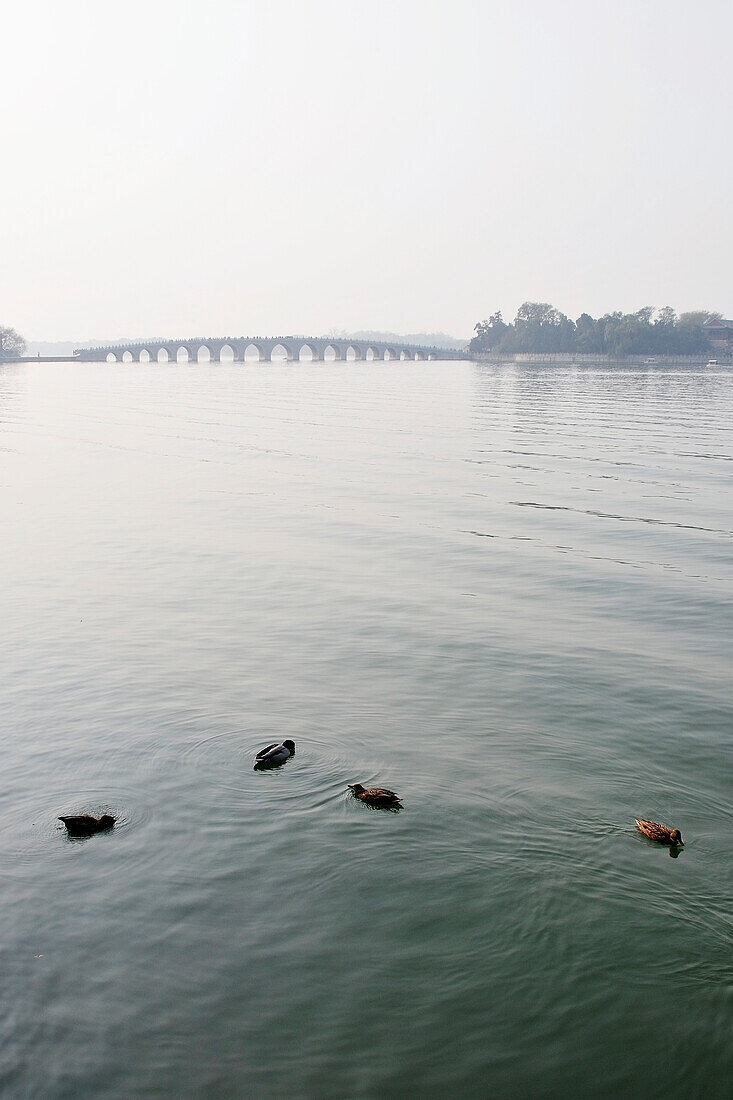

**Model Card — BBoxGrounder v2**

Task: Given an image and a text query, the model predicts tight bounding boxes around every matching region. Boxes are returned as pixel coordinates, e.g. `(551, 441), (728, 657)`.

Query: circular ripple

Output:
(178, 720), (383, 818)
(0, 783), (156, 876)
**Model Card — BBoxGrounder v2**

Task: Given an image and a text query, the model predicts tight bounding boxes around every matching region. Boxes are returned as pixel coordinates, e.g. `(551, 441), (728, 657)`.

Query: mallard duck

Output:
(635, 818), (683, 846)
(348, 783), (402, 808)
(59, 814), (116, 837)
(254, 739), (295, 769)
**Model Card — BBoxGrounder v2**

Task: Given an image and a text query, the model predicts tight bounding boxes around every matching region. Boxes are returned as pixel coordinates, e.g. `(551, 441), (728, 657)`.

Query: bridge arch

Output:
(176, 346), (189, 363)
(106, 352), (118, 363)
(297, 343), (318, 361)
(138, 348), (152, 363)
(323, 344), (341, 361)
(269, 342), (293, 362)
(157, 347), (170, 363)
(122, 350), (134, 362)
(219, 343), (235, 362)
(243, 343), (263, 362)
(196, 345), (212, 363)
(345, 345), (362, 361)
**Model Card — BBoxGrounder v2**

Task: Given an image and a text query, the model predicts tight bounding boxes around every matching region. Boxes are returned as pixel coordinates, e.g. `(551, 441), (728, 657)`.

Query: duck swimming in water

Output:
(254, 740), (295, 769)
(348, 784), (402, 808)
(59, 814), (116, 838)
(635, 818), (683, 846)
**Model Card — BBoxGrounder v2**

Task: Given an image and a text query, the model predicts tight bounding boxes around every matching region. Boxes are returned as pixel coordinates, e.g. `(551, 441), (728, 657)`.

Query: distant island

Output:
(469, 304), (725, 357)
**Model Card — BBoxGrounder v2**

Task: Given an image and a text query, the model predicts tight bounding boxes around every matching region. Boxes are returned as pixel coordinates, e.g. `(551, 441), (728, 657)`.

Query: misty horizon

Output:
(4, 0), (732, 340)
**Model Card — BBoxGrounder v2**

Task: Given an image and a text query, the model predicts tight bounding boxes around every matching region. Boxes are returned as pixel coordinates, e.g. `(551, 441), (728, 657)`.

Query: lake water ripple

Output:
(0, 360), (731, 1098)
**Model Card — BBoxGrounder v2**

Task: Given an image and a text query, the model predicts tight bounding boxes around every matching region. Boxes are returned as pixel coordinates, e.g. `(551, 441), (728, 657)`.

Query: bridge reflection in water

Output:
(74, 336), (453, 364)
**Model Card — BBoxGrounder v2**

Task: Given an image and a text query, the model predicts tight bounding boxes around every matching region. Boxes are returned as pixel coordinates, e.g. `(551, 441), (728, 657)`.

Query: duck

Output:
(59, 814), (116, 838)
(254, 739), (295, 769)
(635, 818), (683, 846)
(348, 783), (402, 808)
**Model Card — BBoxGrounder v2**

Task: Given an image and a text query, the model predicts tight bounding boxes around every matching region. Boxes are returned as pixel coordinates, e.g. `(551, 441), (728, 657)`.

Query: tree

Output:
(652, 306), (677, 354)
(676, 311), (719, 354)
(468, 311), (509, 353)
(513, 302), (575, 352)
(601, 308), (655, 356)
(575, 313), (604, 353)
(0, 326), (26, 358)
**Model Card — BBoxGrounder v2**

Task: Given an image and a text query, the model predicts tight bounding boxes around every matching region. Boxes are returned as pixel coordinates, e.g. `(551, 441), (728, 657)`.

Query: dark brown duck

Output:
(348, 784), (402, 808)
(59, 814), (116, 838)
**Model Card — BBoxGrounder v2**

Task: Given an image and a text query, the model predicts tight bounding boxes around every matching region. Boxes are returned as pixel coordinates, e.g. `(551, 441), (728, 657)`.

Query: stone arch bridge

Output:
(74, 336), (455, 364)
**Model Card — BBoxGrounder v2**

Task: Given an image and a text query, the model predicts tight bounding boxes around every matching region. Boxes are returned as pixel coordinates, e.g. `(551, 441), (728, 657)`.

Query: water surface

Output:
(1, 360), (731, 1097)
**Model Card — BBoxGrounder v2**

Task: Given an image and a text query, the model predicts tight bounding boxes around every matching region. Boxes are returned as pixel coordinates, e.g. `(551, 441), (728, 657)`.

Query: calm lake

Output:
(1, 359), (731, 1098)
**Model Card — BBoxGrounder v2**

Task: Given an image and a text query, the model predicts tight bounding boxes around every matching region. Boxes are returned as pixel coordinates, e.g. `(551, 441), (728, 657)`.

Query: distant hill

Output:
(25, 341), (80, 357)
(26, 339), (143, 357)
(333, 330), (467, 350)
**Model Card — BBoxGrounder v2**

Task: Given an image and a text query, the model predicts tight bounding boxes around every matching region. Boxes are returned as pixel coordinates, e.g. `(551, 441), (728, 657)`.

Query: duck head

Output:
(348, 784), (364, 794)
(670, 829), (683, 845)
(283, 740), (295, 754)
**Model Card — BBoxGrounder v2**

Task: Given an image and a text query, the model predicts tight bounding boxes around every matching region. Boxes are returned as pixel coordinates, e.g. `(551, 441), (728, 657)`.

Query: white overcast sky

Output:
(3, 0), (732, 341)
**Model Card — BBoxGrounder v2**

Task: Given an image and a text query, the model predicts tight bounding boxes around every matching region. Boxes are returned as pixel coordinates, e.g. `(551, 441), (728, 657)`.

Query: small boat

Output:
(635, 818), (683, 846)
(59, 814), (116, 838)
(707, 359), (718, 366)
(348, 783), (402, 808)
(254, 739), (295, 769)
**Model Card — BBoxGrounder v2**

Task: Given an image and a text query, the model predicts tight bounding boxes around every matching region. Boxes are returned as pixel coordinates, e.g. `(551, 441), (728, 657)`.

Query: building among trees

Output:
(702, 318), (733, 352)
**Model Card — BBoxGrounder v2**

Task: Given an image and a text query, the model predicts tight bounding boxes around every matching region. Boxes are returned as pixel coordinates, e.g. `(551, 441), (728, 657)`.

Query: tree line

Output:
(469, 304), (721, 357)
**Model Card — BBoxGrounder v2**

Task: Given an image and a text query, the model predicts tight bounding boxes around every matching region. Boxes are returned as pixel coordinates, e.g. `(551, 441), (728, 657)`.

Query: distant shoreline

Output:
(471, 352), (730, 366)
(2, 353), (729, 367)
(1, 356), (79, 363)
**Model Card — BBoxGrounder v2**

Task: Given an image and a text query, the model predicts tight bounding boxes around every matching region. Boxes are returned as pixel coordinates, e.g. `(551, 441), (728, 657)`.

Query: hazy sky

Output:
(4, 0), (732, 341)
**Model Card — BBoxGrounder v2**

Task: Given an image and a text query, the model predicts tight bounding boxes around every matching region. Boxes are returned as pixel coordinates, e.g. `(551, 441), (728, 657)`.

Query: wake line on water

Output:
(509, 502), (732, 537)
(677, 452), (733, 461)
(463, 530), (713, 581)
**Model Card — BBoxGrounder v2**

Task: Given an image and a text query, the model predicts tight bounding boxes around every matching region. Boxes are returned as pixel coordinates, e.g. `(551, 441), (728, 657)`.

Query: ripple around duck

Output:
(180, 724), (263, 774)
(537, 819), (733, 961)
(0, 782), (156, 876)
(343, 790), (403, 814)
(603, 767), (733, 830)
(183, 726), (373, 816)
